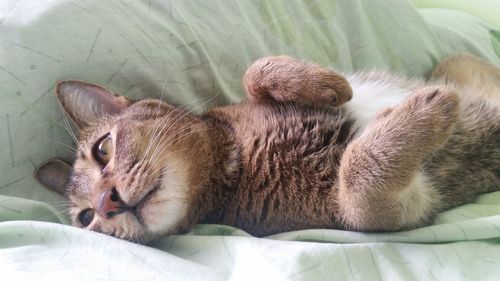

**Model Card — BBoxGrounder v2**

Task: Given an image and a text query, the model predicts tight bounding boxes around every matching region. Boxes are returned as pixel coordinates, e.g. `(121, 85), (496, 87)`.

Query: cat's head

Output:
(35, 81), (215, 242)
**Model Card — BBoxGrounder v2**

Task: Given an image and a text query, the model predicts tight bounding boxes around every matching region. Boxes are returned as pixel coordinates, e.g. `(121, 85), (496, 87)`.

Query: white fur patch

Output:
(343, 74), (411, 134)
(398, 172), (442, 227)
(142, 156), (190, 234)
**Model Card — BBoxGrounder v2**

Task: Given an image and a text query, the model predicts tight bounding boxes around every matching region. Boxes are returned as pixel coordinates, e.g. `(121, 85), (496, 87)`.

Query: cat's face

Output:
(40, 81), (213, 242)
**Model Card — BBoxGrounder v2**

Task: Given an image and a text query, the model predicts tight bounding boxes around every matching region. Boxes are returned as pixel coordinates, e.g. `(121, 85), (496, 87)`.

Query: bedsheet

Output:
(1, 0), (499, 280)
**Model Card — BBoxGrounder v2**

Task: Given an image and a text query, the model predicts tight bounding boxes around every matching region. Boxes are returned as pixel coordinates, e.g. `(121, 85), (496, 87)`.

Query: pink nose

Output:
(97, 188), (124, 218)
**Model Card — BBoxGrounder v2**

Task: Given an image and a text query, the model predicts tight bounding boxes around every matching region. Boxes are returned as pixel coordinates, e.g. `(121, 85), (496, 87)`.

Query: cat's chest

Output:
(206, 103), (355, 234)
(225, 102), (353, 161)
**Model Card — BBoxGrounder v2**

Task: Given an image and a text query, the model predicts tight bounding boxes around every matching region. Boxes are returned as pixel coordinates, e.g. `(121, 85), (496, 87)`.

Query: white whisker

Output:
(49, 140), (77, 153)
(145, 95), (218, 167)
(57, 101), (79, 145)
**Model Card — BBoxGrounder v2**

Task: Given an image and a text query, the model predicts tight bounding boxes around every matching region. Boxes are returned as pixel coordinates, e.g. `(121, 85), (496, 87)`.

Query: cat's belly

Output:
(343, 74), (416, 134)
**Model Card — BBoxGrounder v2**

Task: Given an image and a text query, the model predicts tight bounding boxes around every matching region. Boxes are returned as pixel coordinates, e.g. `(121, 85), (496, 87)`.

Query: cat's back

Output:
(203, 102), (355, 235)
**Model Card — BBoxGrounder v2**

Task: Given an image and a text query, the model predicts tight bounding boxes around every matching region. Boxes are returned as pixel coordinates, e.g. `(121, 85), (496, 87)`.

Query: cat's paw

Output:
(412, 86), (459, 124)
(313, 68), (354, 106)
(243, 56), (353, 106)
(400, 86), (459, 144)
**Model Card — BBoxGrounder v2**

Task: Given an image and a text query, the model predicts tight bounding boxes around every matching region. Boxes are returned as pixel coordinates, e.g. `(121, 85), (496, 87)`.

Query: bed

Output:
(1, 0), (499, 280)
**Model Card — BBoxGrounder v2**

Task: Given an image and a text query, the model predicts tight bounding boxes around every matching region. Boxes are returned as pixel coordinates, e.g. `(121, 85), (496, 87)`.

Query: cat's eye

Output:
(93, 133), (113, 166)
(78, 208), (94, 227)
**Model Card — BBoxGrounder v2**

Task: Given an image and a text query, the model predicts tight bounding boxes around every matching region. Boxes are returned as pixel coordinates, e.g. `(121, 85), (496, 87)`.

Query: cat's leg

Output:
(427, 54), (500, 206)
(243, 56), (353, 106)
(431, 54), (500, 105)
(336, 86), (460, 231)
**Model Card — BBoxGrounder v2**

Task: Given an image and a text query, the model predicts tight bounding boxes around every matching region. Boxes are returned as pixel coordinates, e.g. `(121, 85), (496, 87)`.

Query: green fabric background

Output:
(1, 0), (499, 280)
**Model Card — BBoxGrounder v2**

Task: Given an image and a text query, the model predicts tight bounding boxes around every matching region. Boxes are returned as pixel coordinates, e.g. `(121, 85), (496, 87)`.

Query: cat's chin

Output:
(127, 164), (191, 239)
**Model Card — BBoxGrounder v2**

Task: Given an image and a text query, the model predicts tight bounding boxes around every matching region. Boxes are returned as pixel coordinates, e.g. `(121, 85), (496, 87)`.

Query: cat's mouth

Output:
(133, 183), (161, 225)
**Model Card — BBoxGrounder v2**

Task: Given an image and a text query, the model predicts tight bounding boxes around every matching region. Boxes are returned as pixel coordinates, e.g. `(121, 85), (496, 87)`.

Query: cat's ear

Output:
(34, 159), (72, 196)
(56, 80), (131, 129)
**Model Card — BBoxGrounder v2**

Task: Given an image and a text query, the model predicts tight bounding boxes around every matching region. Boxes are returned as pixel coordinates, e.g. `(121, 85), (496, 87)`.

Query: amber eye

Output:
(78, 208), (94, 227)
(93, 133), (113, 165)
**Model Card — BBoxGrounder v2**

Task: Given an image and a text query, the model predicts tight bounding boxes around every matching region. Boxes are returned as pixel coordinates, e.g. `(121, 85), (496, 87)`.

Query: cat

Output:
(35, 54), (500, 243)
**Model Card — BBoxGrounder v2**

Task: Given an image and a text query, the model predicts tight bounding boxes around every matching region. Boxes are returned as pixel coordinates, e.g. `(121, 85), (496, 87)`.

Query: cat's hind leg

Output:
(426, 55), (500, 206)
(431, 54), (500, 105)
(336, 86), (459, 231)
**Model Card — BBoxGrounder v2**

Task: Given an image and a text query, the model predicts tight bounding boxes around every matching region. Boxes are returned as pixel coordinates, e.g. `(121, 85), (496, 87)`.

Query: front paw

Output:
(313, 68), (354, 106)
(243, 56), (353, 106)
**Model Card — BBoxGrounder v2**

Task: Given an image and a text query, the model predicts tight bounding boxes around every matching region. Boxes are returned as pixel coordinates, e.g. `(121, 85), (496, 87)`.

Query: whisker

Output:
(139, 78), (170, 163)
(34, 207), (73, 222)
(58, 103), (79, 145)
(50, 118), (80, 145)
(147, 124), (197, 166)
(144, 100), (202, 163)
(49, 140), (77, 153)
(145, 95), (218, 165)
(146, 97), (217, 167)
(147, 153), (186, 177)
(148, 124), (214, 168)
(52, 202), (73, 208)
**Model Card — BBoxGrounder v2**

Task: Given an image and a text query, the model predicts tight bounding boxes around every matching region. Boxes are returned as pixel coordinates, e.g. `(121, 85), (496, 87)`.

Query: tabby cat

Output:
(36, 54), (500, 243)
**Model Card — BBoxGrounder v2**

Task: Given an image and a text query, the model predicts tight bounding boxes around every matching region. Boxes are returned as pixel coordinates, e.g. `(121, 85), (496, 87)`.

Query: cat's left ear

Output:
(56, 80), (131, 129)
(34, 159), (72, 196)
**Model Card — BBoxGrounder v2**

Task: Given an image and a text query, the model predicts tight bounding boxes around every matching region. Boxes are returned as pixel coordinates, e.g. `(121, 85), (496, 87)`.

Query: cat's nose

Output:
(96, 187), (126, 218)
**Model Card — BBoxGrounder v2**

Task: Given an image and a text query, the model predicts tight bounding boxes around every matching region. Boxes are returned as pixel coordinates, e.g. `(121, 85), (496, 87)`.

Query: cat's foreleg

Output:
(243, 56), (353, 106)
(336, 86), (459, 231)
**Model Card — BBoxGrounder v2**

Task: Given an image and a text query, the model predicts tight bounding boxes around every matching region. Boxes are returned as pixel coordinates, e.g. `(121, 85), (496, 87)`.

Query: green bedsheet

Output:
(1, 0), (499, 280)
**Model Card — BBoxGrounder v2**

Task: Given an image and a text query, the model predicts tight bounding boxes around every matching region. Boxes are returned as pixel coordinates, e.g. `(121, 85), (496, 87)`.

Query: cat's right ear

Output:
(34, 159), (72, 196)
(56, 80), (131, 129)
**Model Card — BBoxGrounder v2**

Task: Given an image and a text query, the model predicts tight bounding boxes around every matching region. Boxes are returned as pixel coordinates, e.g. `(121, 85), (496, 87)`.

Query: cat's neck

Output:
(191, 113), (242, 225)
